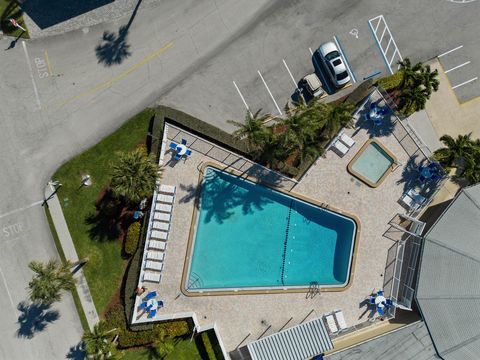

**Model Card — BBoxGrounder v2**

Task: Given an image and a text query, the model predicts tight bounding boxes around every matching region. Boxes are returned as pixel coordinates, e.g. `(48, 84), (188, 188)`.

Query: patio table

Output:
(375, 295), (387, 308)
(176, 144), (187, 156)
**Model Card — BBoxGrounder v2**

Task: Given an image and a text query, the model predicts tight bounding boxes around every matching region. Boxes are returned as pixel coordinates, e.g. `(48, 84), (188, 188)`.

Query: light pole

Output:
(43, 180), (62, 207)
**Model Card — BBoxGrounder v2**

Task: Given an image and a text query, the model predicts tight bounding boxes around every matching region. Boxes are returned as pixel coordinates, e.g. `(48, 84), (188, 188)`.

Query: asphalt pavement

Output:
(0, 0), (479, 358)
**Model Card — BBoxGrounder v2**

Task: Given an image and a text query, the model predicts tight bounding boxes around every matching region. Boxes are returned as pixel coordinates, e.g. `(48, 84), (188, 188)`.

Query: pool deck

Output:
(133, 98), (424, 354)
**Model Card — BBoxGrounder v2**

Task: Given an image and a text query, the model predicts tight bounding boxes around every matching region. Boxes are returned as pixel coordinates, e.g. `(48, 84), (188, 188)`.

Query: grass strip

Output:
(44, 206), (90, 332)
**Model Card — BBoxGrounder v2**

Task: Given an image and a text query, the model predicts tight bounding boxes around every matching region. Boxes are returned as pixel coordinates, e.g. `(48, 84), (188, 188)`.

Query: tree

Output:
(83, 321), (122, 360)
(398, 58), (422, 89)
(28, 259), (76, 305)
(322, 102), (355, 138)
(463, 153), (480, 184)
(400, 84), (429, 114)
(420, 64), (439, 95)
(228, 110), (272, 158)
(433, 134), (474, 169)
(111, 148), (161, 204)
(153, 337), (175, 359)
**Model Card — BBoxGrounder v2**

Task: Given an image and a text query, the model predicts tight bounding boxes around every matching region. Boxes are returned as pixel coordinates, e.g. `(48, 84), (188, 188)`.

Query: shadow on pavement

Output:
(66, 342), (85, 360)
(19, 0), (113, 29)
(95, 0), (142, 66)
(16, 301), (60, 338)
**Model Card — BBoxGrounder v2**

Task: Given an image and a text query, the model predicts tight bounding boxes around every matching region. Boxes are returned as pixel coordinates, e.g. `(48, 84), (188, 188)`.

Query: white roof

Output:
(247, 318), (333, 360)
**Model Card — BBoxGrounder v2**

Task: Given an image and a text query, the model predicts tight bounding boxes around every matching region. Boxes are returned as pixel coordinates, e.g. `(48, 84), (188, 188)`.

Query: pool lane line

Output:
(333, 35), (357, 83)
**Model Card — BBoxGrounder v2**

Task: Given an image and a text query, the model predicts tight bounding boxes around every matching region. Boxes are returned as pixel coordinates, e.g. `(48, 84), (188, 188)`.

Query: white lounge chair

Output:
(146, 251), (165, 261)
(407, 189), (426, 204)
(339, 133), (355, 148)
(152, 221), (169, 231)
(324, 313), (338, 334)
(157, 194), (174, 204)
(146, 261), (164, 272)
(332, 139), (349, 157)
(159, 184), (176, 195)
(334, 309), (348, 331)
(143, 271), (161, 283)
(148, 240), (166, 250)
(151, 230), (168, 240)
(154, 212), (171, 222)
(155, 203), (172, 213)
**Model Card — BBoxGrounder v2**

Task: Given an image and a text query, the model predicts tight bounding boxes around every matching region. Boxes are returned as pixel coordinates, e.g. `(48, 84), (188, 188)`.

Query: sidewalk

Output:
(45, 184), (99, 331)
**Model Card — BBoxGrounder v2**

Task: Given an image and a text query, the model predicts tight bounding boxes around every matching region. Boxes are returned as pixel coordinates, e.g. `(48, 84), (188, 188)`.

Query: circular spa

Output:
(183, 166), (358, 295)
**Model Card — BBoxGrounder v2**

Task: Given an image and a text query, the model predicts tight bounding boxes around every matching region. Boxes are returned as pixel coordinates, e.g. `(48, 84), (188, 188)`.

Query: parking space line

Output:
(282, 59), (299, 90)
(257, 70), (282, 115)
(22, 41), (41, 109)
(333, 36), (357, 83)
(445, 61), (471, 73)
(452, 77), (478, 89)
(232, 81), (252, 116)
(372, 16), (382, 33)
(438, 45), (463, 58)
(379, 26), (387, 44)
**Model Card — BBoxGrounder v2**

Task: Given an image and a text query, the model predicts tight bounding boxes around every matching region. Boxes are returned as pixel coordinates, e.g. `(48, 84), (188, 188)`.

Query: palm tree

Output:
(111, 148), (161, 204)
(400, 85), (429, 114)
(322, 102), (355, 138)
(463, 154), (480, 184)
(153, 337), (175, 359)
(228, 110), (272, 158)
(420, 64), (439, 95)
(433, 134), (474, 169)
(398, 58), (423, 89)
(28, 259), (76, 305)
(83, 321), (122, 360)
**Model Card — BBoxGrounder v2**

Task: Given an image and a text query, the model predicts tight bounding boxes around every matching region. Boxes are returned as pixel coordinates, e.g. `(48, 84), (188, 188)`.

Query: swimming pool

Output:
(183, 166), (358, 294)
(347, 139), (397, 188)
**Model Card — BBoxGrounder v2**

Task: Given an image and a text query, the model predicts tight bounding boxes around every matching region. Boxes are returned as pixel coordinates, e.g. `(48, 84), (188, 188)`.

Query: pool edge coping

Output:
(180, 161), (361, 297)
(347, 138), (398, 188)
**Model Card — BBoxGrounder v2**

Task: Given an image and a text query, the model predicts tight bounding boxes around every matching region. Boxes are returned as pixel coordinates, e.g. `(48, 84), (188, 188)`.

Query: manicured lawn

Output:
(0, 0), (29, 38)
(122, 339), (203, 360)
(53, 109), (155, 315)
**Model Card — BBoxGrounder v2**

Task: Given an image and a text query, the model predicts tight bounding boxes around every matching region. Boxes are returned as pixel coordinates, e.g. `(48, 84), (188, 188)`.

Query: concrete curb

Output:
(44, 184), (99, 331)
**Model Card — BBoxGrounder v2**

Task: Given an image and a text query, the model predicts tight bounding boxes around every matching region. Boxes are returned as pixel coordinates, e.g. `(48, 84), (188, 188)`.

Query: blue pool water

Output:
(351, 142), (394, 183)
(186, 167), (357, 291)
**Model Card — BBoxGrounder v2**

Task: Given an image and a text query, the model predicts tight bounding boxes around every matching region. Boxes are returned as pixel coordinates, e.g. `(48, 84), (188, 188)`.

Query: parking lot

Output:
(230, 16), (394, 119)
(437, 45), (479, 103)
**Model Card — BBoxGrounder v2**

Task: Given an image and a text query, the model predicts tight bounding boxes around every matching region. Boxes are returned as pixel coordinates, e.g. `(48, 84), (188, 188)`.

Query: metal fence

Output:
(166, 123), (299, 191)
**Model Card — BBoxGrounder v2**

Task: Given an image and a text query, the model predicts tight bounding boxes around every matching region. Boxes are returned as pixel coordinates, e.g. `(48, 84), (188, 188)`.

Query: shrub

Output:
(125, 222), (141, 256)
(157, 320), (190, 338)
(345, 78), (374, 106)
(376, 71), (404, 90)
(202, 332), (217, 360)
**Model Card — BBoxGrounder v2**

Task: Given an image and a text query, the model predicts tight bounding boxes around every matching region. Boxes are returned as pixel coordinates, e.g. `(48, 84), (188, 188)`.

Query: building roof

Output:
(326, 321), (439, 360)
(247, 318), (333, 360)
(416, 184), (480, 360)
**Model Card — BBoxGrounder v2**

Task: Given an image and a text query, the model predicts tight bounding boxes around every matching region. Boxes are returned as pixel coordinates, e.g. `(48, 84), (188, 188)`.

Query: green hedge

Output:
(197, 330), (224, 360)
(345, 78), (374, 106)
(154, 106), (248, 156)
(124, 222), (141, 256)
(376, 71), (404, 90)
(105, 303), (191, 348)
(201, 332), (216, 359)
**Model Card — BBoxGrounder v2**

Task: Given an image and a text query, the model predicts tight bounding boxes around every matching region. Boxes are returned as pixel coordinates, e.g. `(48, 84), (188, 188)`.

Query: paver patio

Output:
(132, 93), (432, 354)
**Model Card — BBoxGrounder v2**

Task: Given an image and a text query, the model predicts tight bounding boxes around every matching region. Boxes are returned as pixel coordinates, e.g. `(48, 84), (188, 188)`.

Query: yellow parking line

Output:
(44, 50), (53, 76)
(58, 41), (173, 108)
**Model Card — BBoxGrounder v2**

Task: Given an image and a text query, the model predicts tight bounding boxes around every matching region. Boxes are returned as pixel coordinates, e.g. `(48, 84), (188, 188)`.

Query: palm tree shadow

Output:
(397, 155), (446, 198)
(16, 301), (60, 339)
(354, 101), (396, 138)
(95, 0), (142, 66)
(66, 342), (85, 360)
(95, 25), (132, 66)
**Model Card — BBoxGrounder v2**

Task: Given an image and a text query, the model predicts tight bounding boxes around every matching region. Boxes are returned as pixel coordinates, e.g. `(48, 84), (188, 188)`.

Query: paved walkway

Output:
(44, 184), (99, 331)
